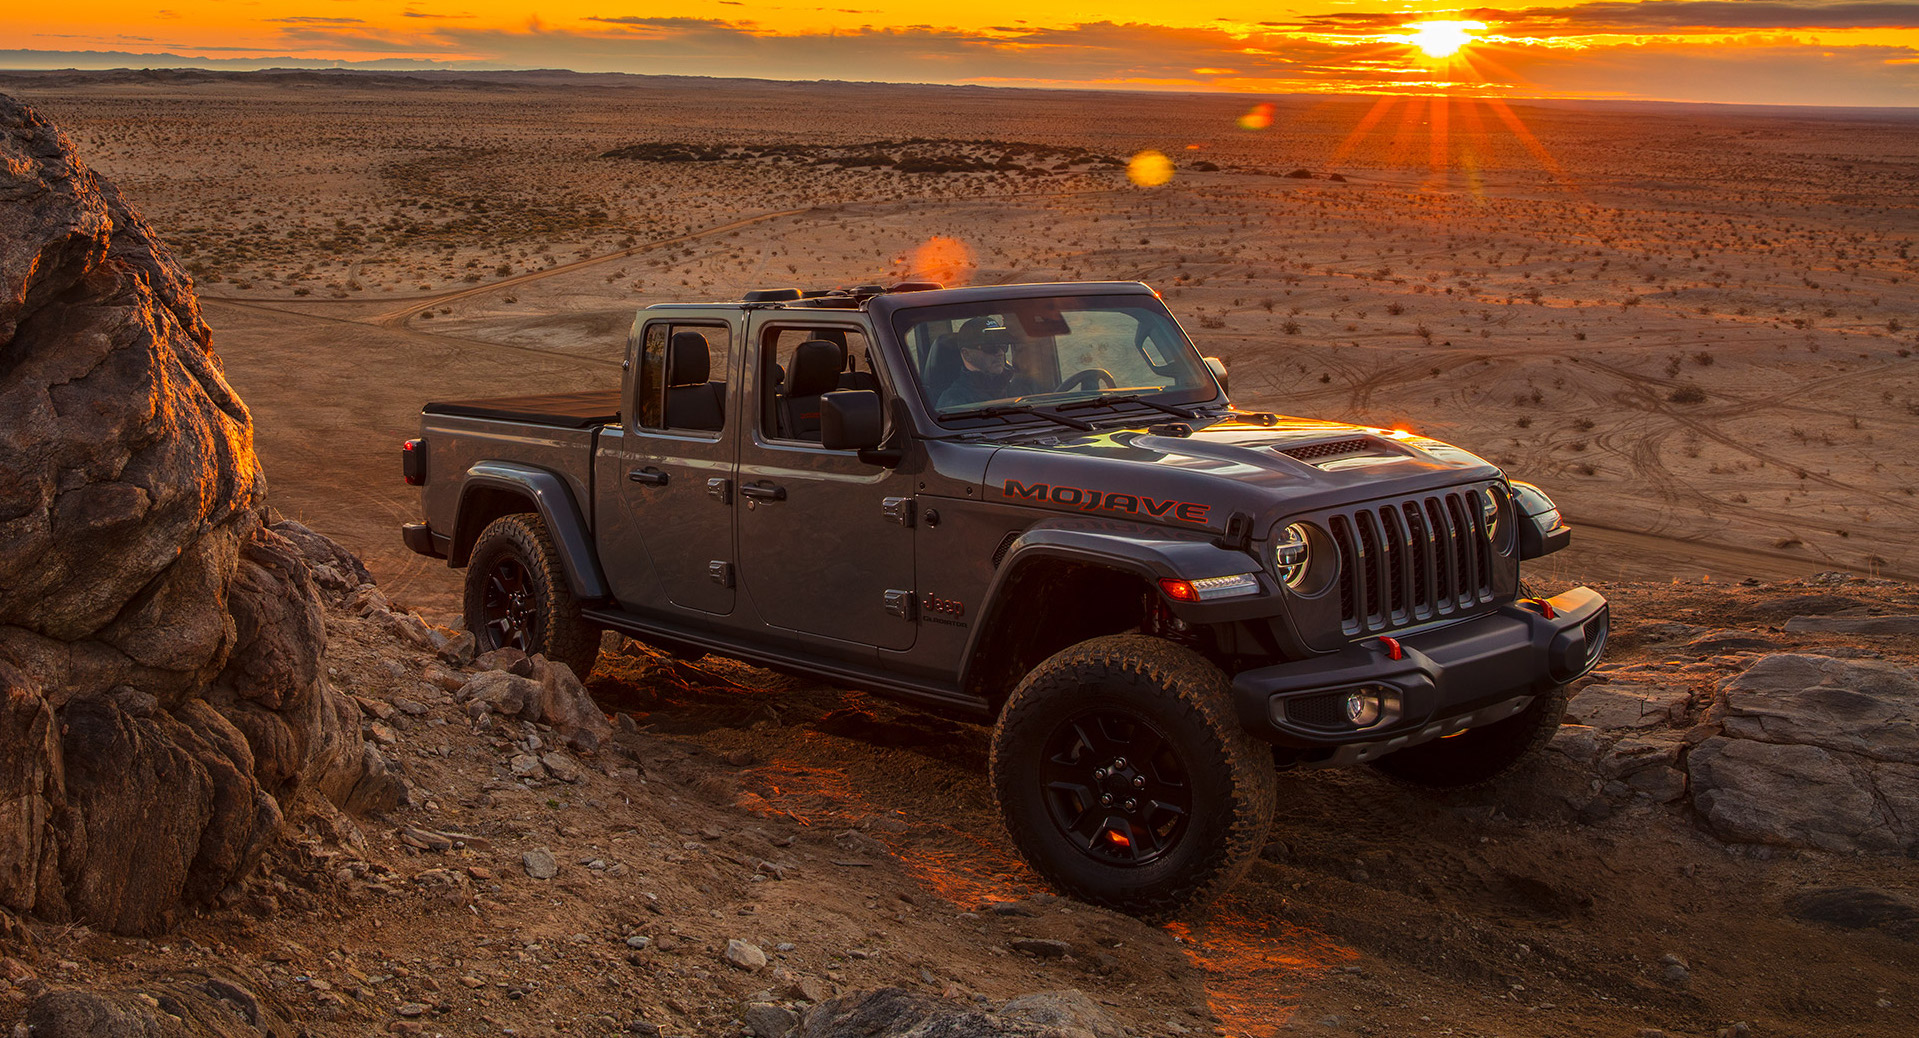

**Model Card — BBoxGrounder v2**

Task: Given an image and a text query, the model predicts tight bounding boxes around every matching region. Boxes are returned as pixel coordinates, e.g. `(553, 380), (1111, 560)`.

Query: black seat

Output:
(838, 351), (882, 394)
(663, 330), (724, 431)
(779, 339), (845, 440)
(922, 332), (963, 404)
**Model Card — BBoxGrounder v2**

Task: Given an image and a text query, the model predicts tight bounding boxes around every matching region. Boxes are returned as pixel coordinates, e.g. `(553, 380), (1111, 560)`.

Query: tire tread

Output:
(990, 634), (1275, 917)
(464, 513), (600, 678)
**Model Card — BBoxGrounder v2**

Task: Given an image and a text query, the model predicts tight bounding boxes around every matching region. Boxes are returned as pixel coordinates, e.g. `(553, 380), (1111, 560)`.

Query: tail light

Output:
(402, 439), (426, 485)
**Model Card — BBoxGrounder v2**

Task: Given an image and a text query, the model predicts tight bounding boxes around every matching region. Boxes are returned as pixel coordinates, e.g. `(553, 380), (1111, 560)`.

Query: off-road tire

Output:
(1366, 682), (1569, 790)
(989, 634), (1276, 917)
(464, 513), (601, 678)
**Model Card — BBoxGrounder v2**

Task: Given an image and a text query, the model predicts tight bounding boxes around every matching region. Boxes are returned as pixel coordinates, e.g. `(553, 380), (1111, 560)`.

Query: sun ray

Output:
(1481, 97), (1574, 187)
(1391, 94), (1428, 166)
(1328, 95), (1399, 168)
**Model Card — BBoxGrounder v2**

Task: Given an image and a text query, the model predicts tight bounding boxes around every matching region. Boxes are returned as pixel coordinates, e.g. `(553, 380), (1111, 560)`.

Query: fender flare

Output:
(457, 461), (610, 602)
(956, 518), (1266, 693)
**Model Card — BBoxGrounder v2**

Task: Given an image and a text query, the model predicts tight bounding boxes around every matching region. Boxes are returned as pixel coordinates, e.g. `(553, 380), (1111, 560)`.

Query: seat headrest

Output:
(787, 339), (844, 397)
(668, 331), (710, 387)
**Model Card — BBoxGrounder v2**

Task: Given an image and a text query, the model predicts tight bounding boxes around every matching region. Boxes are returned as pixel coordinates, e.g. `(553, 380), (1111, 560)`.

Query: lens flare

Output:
(910, 236), (973, 284)
(1398, 20), (1484, 59)
(1236, 103), (1274, 131)
(1127, 150), (1174, 187)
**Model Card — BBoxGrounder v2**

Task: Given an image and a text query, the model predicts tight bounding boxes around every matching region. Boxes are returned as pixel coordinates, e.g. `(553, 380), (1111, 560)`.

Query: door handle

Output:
(739, 481), (786, 502)
(628, 467), (669, 486)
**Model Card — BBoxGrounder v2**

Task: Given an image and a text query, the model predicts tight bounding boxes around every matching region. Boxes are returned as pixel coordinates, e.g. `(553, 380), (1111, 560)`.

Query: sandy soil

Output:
(8, 70), (1917, 618)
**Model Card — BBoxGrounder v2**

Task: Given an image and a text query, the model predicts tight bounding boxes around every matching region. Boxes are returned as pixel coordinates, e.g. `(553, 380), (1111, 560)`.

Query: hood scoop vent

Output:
(1278, 437), (1386, 464)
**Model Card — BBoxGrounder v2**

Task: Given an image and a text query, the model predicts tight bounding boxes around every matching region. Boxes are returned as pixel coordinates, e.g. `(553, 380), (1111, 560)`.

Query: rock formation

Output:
(1689, 653), (1917, 853)
(0, 93), (396, 934)
(1540, 611), (1918, 857)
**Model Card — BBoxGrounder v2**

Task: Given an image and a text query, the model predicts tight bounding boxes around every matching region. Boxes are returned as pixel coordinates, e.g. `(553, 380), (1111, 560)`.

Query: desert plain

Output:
(2, 69), (1917, 1038)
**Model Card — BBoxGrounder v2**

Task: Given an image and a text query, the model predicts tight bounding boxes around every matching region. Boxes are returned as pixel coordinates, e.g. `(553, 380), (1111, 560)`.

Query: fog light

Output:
(1344, 689), (1384, 727)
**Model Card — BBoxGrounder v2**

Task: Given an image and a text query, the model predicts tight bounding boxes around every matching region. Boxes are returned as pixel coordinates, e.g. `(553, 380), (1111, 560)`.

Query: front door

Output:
(734, 320), (917, 652)
(599, 317), (738, 616)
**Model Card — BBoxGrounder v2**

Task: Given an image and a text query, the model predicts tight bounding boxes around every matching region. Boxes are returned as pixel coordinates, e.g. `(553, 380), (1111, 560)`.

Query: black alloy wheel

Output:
(480, 554), (542, 653)
(1039, 708), (1193, 866)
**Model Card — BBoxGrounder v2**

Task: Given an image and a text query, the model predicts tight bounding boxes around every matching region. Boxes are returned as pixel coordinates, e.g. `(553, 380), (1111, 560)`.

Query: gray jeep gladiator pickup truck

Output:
(401, 280), (1606, 913)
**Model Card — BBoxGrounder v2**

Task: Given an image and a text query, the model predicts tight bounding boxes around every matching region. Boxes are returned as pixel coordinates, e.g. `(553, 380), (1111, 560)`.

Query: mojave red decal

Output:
(1002, 479), (1211, 525)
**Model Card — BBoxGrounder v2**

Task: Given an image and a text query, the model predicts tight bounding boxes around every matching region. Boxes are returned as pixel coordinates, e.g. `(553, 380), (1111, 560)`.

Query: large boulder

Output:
(0, 93), (396, 933)
(1686, 654), (1918, 855)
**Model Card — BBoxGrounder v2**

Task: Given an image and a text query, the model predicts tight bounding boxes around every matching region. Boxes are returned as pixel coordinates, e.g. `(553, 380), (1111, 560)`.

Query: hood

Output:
(980, 413), (1503, 536)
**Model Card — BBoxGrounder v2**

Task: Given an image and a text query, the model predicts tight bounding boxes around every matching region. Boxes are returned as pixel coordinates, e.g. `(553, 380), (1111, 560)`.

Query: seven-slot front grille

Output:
(1327, 489), (1496, 634)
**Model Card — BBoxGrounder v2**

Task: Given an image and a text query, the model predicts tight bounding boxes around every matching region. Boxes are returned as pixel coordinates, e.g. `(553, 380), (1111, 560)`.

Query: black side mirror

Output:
(1204, 356), (1230, 396)
(820, 390), (883, 451)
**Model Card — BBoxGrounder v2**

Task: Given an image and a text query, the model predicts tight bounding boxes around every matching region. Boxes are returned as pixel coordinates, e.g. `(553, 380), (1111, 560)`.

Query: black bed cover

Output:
(422, 390), (621, 429)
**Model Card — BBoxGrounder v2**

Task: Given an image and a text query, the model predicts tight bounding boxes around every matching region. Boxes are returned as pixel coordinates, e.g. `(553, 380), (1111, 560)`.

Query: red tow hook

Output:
(1523, 597), (1557, 620)
(1375, 635), (1404, 661)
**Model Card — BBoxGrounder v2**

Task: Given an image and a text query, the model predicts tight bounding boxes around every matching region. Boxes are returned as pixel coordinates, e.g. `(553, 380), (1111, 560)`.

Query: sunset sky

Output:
(6, 2), (1919, 106)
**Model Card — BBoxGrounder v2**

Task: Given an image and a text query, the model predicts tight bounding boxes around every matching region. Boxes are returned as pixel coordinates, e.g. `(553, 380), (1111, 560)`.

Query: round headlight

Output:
(1274, 523), (1311, 588)
(1480, 486), (1507, 548)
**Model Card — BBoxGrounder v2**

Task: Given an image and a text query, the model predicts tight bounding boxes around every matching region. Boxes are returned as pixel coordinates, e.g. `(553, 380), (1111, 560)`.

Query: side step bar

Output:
(581, 607), (991, 717)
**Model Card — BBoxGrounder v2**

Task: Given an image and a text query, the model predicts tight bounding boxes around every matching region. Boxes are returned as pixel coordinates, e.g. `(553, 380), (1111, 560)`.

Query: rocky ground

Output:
(2, 559), (1915, 1038)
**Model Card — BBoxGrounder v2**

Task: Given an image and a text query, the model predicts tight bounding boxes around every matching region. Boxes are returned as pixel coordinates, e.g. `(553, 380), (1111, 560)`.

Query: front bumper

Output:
(1231, 586), (1608, 765)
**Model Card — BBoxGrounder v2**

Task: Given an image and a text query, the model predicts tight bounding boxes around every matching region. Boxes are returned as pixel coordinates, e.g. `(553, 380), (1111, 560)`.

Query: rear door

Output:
(597, 315), (739, 616)
(733, 317), (918, 653)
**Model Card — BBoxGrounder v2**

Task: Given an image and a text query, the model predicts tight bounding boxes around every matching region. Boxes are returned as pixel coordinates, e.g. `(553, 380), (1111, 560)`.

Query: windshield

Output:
(892, 294), (1217, 423)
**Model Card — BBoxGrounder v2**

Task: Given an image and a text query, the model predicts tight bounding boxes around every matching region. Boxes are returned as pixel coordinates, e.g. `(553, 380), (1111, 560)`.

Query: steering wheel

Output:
(1058, 367), (1117, 394)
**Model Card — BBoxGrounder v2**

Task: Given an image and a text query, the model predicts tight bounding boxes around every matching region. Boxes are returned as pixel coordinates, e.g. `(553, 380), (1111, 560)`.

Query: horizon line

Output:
(4, 54), (1919, 113)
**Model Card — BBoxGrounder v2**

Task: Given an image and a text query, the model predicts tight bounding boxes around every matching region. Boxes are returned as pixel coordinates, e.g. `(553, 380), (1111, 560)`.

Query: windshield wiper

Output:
(941, 404), (1095, 431)
(1057, 393), (1199, 420)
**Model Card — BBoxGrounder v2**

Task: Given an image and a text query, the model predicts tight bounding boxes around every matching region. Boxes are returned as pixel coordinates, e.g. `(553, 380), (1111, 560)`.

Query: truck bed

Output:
(422, 390), (620, 429)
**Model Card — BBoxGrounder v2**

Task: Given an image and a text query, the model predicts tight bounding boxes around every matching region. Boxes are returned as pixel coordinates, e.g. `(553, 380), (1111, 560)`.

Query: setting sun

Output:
(1402, 20), (1485, 59)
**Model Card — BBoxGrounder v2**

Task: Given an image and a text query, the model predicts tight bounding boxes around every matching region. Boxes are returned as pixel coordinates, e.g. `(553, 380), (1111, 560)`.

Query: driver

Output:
(938, 319), (1041, 409)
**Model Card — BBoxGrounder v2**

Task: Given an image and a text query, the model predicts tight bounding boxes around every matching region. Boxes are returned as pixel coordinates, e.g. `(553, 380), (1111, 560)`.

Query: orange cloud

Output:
(4, 5), (1919, 105)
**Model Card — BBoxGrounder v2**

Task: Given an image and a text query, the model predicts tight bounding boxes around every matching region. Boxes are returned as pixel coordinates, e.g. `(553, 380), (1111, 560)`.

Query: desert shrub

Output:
(1669, 385), (1707, 404)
